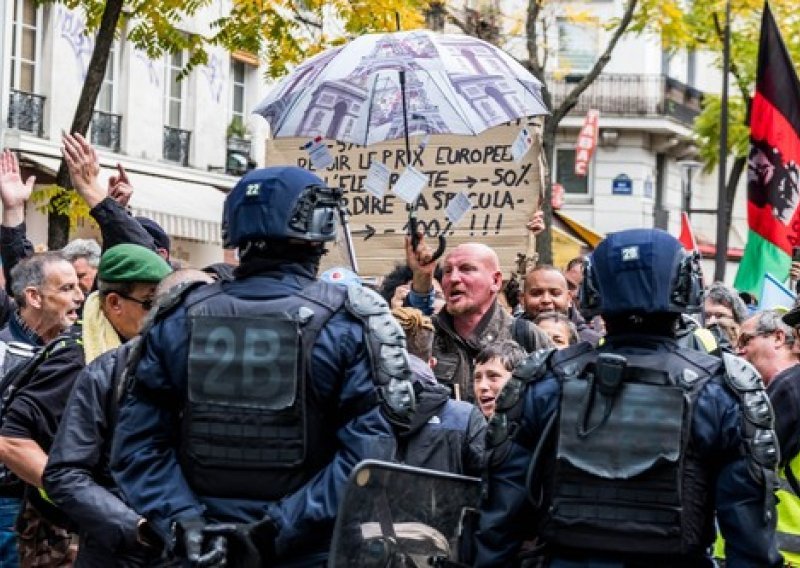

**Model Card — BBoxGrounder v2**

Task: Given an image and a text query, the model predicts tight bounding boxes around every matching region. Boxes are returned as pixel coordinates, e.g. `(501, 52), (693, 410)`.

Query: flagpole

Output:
(714, 0), (731, 282)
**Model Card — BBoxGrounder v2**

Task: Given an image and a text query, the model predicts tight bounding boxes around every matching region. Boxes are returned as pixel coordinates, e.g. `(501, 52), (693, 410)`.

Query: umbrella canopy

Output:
(254, 30), (549, 146)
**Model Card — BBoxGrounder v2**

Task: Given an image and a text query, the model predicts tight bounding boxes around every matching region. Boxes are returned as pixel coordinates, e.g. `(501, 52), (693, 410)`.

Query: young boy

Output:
(473, 341), (526, 418)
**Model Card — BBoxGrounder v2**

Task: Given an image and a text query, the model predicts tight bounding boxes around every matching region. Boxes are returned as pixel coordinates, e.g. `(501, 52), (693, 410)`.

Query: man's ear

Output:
(103, 292), (123, 315)
(24, 286), (42, 310)
(491, 270), (503, 293)
(428, 356), (437, 369)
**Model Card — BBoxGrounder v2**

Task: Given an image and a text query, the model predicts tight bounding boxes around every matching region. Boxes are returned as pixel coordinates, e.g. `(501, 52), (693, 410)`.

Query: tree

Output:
(683, 0), (800, 247)
(39, 0), (429, 249)
(446, 0), (688, 264)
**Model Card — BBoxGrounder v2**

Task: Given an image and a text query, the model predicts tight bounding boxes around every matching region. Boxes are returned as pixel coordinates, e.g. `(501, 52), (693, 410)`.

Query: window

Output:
(231, 60), (246, 127)
(97, 43), (118, 113)
(10, 0), (41, 92)
(165, 51), (185, 128)
(556, 148), (589, 195)
(557, 19), (597, 74)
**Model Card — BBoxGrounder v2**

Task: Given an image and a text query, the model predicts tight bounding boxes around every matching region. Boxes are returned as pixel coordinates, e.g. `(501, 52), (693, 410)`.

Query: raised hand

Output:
(526, 209), (545, 236)
(108, 163), (132, 207)
(0, 149), (35, 211)
(61, 132), (105, 208)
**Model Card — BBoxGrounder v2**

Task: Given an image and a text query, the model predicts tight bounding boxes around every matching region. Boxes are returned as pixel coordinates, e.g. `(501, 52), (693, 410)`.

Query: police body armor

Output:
(488, 341), (777, 560)
(178, 279), (413, 502)
(541, 347), (711, 556)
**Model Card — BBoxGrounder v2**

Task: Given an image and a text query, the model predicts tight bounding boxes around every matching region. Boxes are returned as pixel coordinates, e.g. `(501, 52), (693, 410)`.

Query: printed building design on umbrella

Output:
(436, 35), (531, 128)
(297, 33), (449, 142)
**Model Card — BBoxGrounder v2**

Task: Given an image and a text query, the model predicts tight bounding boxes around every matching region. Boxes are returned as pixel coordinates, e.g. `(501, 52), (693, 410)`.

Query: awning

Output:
(18, 154), (227, 244)
(553, 211), (604, 248)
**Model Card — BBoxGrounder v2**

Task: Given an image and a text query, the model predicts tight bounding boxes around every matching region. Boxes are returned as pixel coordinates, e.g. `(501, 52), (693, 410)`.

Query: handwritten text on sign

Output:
(265, 119), (543, 276)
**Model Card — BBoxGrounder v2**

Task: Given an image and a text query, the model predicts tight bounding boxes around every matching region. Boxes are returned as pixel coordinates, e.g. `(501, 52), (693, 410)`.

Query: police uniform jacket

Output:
(399, 355), (485, 476)
(475, 334), (783, 568)
(110, 262), (399, 560)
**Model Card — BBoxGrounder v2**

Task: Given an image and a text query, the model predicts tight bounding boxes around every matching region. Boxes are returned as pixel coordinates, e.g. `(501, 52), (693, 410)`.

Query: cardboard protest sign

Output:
(265, 118), (544, 277)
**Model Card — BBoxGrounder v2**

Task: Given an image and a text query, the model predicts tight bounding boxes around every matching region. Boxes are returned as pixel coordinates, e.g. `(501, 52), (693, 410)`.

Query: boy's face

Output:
(473, 357), (512, 418)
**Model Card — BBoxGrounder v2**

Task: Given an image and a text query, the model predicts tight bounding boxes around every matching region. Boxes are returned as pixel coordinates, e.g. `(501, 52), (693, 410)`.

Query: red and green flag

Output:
(734, 2), (800, 297)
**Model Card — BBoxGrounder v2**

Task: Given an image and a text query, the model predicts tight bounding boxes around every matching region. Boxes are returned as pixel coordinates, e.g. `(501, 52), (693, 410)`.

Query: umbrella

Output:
(254, 30), (548, 146)
(254, 30), (549, 268)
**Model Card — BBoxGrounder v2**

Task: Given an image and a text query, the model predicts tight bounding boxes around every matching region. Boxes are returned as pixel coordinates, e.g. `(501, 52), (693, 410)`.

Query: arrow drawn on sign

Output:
(351, 224), (377, 241)
(453, 175), (478, 189)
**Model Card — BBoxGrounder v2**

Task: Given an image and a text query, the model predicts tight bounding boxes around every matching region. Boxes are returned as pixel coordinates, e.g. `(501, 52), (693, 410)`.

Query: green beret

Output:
(98, 244), (172, 283)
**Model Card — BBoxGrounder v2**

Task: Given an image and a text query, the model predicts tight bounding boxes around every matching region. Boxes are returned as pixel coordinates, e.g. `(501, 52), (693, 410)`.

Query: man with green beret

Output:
(0, 243), (170, 565)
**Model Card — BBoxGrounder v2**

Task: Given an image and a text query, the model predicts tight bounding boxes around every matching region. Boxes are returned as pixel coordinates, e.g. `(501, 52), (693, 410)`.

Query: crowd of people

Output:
(0, 134), (791, 567)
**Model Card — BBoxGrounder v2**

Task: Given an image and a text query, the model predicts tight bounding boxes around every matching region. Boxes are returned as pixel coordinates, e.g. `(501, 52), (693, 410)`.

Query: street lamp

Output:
(678, 159), (702, 218)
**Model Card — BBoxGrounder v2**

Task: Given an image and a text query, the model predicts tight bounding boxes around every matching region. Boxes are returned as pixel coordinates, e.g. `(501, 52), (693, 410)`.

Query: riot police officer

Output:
(111, 166), (414, 566)
(476, 228), (781, 567)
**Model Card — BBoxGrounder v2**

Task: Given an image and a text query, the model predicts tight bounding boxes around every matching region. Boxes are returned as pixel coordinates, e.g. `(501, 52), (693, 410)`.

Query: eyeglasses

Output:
(737, 330), (772, 349)
(116, 292), (154, 311)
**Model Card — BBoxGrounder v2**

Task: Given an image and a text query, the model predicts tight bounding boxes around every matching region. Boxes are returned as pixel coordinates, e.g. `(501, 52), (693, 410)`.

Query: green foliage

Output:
(677, 0), (800, 171)
(30, 185), (96, 229)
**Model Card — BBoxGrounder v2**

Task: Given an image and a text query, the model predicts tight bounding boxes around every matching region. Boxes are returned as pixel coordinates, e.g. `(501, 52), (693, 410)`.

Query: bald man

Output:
(405, 237), (551, 401)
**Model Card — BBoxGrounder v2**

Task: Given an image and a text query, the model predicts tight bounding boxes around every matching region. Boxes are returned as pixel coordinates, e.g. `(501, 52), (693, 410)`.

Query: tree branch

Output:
(551, 0), (639, 126)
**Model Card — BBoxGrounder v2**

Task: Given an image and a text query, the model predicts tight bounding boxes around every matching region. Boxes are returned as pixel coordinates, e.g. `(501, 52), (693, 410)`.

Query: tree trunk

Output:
(722, 155), (746, 250)
(48, 0), (124, 249)
(536, 120), (558, 264)
(530, 0), (639, 266)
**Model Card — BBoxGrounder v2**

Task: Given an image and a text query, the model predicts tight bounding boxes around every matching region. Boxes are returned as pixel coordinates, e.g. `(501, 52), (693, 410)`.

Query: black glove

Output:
(247, 515), (279, 564)
(174, 517), (228, 567)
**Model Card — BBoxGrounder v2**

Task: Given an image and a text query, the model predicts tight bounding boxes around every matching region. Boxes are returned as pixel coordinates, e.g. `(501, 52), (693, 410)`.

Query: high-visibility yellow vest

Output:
(714, 455), (800, 566)
(776, 455), (800, 566)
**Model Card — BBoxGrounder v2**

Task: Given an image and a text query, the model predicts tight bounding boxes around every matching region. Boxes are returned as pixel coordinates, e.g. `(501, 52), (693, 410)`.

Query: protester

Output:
(533, 311), (578, 348)
(472, 340), (526, 418)
(476, 228), (781, 567)
(61, 239), (101, 296)
(730, 308), (800, 564)
(43, 268), (210, 566)
(703, 281), (749, 348)
(520, 265), (600, 345)
(111, 166), (414, 566)
(738, 309), (798, 386)
(391, 306), (485, 476)
(563, 256), (585, 304)
(0, 244), (170, 564)
(405, 236), (551, 401)
(0, 253), (83, 567)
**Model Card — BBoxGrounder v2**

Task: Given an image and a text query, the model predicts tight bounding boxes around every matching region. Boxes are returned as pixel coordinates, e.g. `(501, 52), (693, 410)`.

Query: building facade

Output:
(453, 0), (746, 281)
(0, 0), (272, 267)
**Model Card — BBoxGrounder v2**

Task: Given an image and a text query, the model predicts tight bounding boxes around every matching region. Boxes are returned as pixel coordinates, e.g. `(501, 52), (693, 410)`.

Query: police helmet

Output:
(222, 166), (341, 248)
(579, 228), (703, 318)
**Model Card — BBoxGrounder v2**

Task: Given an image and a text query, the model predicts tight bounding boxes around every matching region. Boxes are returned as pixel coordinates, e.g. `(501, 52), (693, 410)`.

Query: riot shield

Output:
(329, 460), (480, 568)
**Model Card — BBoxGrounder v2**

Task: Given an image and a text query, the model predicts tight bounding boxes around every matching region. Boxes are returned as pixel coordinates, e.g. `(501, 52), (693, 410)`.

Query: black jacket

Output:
(43, 341), (158, 566)
(398, 356), (485, 476)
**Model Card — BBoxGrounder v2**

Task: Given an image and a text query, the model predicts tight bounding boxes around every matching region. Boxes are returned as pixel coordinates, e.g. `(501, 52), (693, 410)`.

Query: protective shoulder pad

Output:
(720, 352), (779, 483)
(344, 285), (415, 425)
(721, 351), (765, 393)
(159, 280), (216, 320)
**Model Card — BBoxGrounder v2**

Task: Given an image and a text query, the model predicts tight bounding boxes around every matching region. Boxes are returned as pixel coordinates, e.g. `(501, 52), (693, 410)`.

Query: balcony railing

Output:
(91, 110), (122, 152)
(163, 126), (191, 166)
(546, 74), (704, 126)
(8, 89), (45, 137)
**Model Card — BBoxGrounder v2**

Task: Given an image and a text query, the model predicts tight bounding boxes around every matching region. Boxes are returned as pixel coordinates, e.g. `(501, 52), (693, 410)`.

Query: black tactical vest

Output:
(178, 280), (346, 501)
(537, 347), (714, 557)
